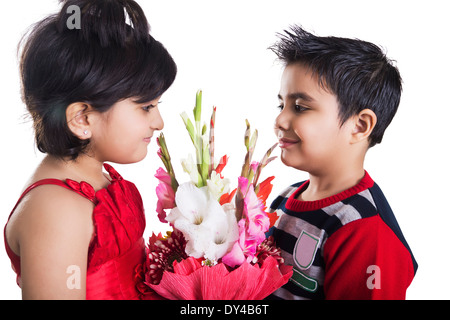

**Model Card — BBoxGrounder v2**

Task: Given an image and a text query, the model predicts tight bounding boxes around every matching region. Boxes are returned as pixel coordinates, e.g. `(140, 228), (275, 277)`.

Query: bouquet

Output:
(138, 90), (292, 300)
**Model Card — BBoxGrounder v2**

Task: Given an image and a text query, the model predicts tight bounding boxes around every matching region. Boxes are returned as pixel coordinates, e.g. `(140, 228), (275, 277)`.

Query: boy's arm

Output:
(322, 215), (415, 300)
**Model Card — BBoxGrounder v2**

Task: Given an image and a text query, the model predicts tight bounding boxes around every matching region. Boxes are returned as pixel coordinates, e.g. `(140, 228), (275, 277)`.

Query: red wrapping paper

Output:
(147, 256), (293, 300)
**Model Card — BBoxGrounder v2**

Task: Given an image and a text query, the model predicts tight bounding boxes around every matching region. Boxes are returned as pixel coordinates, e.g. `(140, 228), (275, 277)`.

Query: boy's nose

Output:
(274, 110), (289, 132)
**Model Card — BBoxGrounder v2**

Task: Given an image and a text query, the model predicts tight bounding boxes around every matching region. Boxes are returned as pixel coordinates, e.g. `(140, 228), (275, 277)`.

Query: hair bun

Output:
(57, 0), (150, 47)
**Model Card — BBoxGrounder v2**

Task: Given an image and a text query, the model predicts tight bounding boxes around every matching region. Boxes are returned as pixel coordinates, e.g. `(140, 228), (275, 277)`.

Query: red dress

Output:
(3, 163), (148, 299)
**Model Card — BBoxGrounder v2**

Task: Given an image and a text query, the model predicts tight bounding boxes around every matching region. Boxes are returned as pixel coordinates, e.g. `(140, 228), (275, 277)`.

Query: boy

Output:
(268, 25), (417, 299)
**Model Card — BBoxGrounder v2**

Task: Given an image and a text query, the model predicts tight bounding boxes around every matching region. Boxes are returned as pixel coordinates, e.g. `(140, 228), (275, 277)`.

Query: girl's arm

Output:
(17, 185), (94, 300)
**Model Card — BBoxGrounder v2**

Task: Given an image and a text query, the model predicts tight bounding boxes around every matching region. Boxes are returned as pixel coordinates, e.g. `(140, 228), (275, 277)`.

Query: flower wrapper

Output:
(147, 256), (293, 300)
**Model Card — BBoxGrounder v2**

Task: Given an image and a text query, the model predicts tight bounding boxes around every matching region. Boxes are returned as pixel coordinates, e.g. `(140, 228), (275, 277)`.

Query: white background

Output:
(1, 0), (449, 300)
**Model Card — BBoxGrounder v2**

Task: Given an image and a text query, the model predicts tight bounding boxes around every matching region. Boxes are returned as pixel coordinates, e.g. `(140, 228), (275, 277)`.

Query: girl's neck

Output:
(40, 154), (110, 191)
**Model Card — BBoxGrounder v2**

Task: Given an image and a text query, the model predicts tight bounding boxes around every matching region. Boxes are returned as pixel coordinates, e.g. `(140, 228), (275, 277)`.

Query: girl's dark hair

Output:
(270, 25), (402, 147)
(20, 0), (177, 159)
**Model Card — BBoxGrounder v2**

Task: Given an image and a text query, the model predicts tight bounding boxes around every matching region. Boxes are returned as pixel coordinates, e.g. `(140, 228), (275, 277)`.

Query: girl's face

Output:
(90, 97), (163, 164)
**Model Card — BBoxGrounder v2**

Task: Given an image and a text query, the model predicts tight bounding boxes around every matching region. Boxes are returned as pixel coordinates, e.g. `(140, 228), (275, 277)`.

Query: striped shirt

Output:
(268, 171), (417, 300)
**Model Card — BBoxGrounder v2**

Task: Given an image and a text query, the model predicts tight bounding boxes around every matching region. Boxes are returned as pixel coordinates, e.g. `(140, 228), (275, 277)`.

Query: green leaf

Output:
(194, 90), (202, 123)
(180, 112), (196, 146)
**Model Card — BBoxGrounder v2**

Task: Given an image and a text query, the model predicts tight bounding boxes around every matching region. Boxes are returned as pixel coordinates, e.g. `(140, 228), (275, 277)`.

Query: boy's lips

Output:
(143, 137), (152, 144)
(278, 137), (300, 148)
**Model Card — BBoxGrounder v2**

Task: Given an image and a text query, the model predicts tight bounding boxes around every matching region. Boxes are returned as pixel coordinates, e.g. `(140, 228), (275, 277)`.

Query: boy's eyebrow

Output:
(278, 92), (315, 102)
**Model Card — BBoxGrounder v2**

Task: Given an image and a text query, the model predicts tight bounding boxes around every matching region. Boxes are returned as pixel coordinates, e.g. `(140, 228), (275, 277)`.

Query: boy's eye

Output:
(277, 103), (308, 113)
(294, 104), (308, 113)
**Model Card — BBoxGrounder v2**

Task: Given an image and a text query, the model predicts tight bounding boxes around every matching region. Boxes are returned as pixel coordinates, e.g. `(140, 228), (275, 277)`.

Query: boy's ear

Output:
(66, 102), (94, 140)
(350, 109), (377, 144)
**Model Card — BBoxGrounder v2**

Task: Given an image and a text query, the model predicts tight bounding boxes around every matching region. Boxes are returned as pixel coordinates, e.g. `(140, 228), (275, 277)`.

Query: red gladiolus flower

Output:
(256, 176), (275, 208)
(215, 155), (228, 178)
(219, 188), (237, 205)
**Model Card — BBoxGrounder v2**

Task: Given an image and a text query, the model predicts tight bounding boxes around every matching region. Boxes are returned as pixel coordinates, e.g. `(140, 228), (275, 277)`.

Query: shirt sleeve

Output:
(322, 214), (415, 300)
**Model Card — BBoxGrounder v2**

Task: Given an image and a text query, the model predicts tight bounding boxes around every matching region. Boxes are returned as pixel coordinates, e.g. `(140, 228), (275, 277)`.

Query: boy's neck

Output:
(298, 166), (366, 202)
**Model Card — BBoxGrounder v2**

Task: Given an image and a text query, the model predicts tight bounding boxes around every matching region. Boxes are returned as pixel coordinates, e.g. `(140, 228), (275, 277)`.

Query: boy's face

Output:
(274, 62), (354, 175)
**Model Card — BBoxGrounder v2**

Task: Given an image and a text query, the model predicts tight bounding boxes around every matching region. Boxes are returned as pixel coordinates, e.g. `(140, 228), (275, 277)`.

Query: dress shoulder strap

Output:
(7, 179), (96, 222)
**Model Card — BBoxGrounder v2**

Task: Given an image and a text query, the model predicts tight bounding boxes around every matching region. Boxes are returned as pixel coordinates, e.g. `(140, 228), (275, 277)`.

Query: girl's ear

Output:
(66, 103), (94, 140)
(350, 109), (377, 145)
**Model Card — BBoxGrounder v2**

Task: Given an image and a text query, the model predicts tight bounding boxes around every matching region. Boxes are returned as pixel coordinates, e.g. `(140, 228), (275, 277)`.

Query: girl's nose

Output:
(151, 107), (164, 131)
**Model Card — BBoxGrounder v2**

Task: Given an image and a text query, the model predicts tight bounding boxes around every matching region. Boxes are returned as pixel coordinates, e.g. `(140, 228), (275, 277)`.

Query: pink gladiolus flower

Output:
(155, 167), (172, 185)
(237, 176), (249, 194)
(222, 177), (270, 268)
(155, 168), (176, 223)
(156, 185), (175, 223)
(221, 219), (247, 267)
(237, 176), (270, 241)
(243, 183), (270, 243)
(250, 161), (259, 174)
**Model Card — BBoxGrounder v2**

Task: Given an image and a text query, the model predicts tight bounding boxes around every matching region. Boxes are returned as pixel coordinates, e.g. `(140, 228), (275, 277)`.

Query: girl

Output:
(3, 0), (176, 299)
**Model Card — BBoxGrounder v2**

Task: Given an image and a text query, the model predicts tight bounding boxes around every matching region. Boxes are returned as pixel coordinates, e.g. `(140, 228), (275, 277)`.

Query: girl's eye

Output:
(277, 104), (284, 111)
(142, 105), (154, 112)
(142, 101), (161, 112)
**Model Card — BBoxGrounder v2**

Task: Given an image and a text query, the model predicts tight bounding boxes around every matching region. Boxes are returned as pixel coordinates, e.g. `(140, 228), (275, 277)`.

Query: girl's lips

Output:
(278, 138), (300, 148)
(143, 137), (152, 144)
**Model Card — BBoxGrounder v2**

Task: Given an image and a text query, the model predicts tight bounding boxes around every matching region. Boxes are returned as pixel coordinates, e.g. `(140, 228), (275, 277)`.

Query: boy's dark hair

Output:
(270, 25), (402, 147)
(20, 0), (177, 159)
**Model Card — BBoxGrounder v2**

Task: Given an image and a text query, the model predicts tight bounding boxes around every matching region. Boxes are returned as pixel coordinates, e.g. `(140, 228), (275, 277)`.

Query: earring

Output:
(83, 130), (88, 135)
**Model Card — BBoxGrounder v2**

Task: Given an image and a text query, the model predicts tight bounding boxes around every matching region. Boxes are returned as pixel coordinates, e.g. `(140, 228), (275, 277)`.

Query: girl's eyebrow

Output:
(278, 92), (315, 102)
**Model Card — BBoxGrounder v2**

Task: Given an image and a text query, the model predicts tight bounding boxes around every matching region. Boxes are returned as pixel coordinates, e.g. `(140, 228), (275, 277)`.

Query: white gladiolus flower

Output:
(165, 182), (238, 261)
(207, 171), (230, 200)
(181, 154), (200, 185)
(204, 202), (239, 261)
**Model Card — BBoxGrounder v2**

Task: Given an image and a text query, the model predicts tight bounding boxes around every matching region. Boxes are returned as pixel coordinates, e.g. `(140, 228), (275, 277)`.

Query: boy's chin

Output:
(280, 154), (305, 171)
